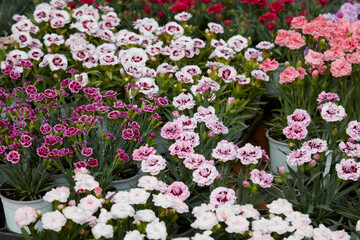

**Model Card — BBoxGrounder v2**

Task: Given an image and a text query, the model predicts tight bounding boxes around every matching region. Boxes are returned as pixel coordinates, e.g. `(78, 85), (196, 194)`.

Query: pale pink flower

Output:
(287, 109), (311, 127)
(286, 31), (305, 50)
(184, 154), (213, 170)
(173, 115), (197, 131)
(218, 66), (237, 83)
(316, 91), (339, 104)
(225, 215), (249, 234)
(207, 22), (224, 34)
(62, 206), (89, 225)
(15, 206), (37, 229)
(302, 139), (328, 154)
(335, 158), (360, 181)
(174, 12), (192, 21)
(244, 48), (263, 62)
(146, 220), (167, 240)
(227, 35), (248, 52)
(339, 141), (360, 157)
(193, 164), (219, 187)
(237, 143), (262, 165)
(141, 155), (166, 175)
(205, 118), (229, 135)
(42, 210), (66, 232)
(320, 102), (347, 122)
(160, 122), (183, 139)
(176, 132), (200, 148)
(138, 176), (159, 191)
(92, 223), (114, 239)
(250, 169), (273, 188)
(251, 70), (269, 81)
(211, 140), (238, 162)
(346, 121), (360, 141)
(43, 186), (70, 203)
(287, 148), (312, 166)
(331, 230), (351, 240)
(133, 144), (156, 161)
(305, 50), (324, 68)
(313, 224), (333, 240)
(173, 93), (195, 110)
(194, 106), (216, 123)
(78, 195), (102, 214)
(191, 212), (218, 230)
(129, 188), (151, 205)
(283, 122), (308, 140)
(267, 198), (293, 216)
(166, 181), (190, 201)
(209, 187), (236, 207)
(169, 140), (194, 158)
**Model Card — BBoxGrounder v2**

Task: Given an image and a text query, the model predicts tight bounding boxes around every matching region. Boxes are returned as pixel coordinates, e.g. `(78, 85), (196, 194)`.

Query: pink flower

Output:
(122, 129), (134, 140)
(346, 52), (360, 64)
(286, 32), (305, 50)
(87, 158), (98, 167)
(258, 58), (279, 72)
(330, 58), (352, 78)
(205, 118), (229, 135)
(108, 110), (120, 119)
(25, 85), (37, 95)
(133, 144), (156, 161)
(193, 163), (219, 187)
(302, 139), (328, 154)
(250, 169), (273, 188)
(184, 154), (213, 170)
(169, 140), (194, 158)
(251, 70), (269, 81)
(15, 206), (37, 229)
(141, 155), (166, 175)
(291, 16), (307, 29)
(81, 148), (93, 157)
(237, 143), (262, 165)
(335, 158), (360, 181)
(338, 141), (360, 157)
(166, 181), (190, 200)
(209, 187), (236, 207)
(40, 123), (52, 134)
(6, 150), (20, 163)
(283, 122), (308, 140)
(279, 67), (299, 84)
(287, 109), (311, 127)
(305, 50), (324, 68)
(176, 132), (200, 148)
(173, 93), (195, 110)
(211, 140), (238, 162)
(320, 102), (347, 122)
(69, 81), (82, 93)
(316, 91), (339, 104)
(218, 66), (237, 83)
(160, 122), (183, 139)
(194, 106), (216, 123)
(287, 148), (312, 166)
(37, 146), (50, 158)
(78, 195), (102, 214)
(173, 115), (197, 132)
(41, 210), (66, 232)
(324, 46), (345, 61)
(346, 121), (360, 141)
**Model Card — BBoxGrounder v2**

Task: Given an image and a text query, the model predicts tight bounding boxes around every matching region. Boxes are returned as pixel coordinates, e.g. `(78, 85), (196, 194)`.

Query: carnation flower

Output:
(133, 210), (157, 224)
(320, 102), (347, 122)
(346, 120), (360, 141)
(141, 155), (166, 175)
(335, 158), (360, 181)
(111, 203), (135, 219)
(78, 195), (102, 213)
(165, 181), (190, 201)
(146, 220), (167, 240)
(129, 188), (150, 205)
(173, 93), (195, 110)
(237, 143), (263, 165)
(287, 148), (312, 166)
(191, 212), (218, 230)
(193, 164), (219, 186)
(160, 122), (183, 139)
(124, 230), (145, 240)
(91, 223), (114, 239)
(279, 66), (299, 84)
(330, 57), (352, 77)
(63, 206), (89, 225)
(209, 187), (236, 207)
(211, 140), (238, 162)
(287, 109), (311, 127)
(43, 186), (70, 203)
(169, 140), (194, 158)
(41, 210), (66, 232)
(14, 206), (37, 229)
(302, 139), (328, 154)
(267, 198), (293, 216)
(250, 169), (273, 188)
(283, 122), (308, 140)
(225, 215), (249, 234)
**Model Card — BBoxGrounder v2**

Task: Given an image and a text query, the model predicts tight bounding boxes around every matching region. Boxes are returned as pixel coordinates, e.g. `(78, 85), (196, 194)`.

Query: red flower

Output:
(157, 11), (165, 18)
(266, 22), (276, 31)
(254, 0), (268, 8)
(207, 3), (226, 14)
(286, 16), (294, 25)
(144, 7), (150, 14)
(171, 2), (189, 13)
(319, 0), (328, 5)
(224, 19), (230, 27)
(79, 0), (95, 4)
(280, 0), (295, 3)
(69, 2), (76, 9)
(199, 0), (212, 3)
(268, 1), (285, 13)
(258, 12), (278, 24)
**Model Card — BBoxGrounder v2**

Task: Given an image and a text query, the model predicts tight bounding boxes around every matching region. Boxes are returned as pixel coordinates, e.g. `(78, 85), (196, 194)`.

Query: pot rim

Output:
(265, 130), (289, 147)
(0, 192), (45, 204)
(112, 170), (142, 183)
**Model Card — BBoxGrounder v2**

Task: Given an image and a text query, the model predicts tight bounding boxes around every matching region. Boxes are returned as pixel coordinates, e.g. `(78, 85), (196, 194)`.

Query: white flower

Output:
(43, 186), (70, 203)
(124, 230), (145, 240)
(191, 212), (218, 230)
(267, 198), (293, 216)
(227, 35), (248, 52)
(146, 220), (167, 240)
(46, 54), (68, 71)
(313, 224), (333, 240)
(138, 176), (159, 191)
(91, 222), (114, 239)
(41, 210), (66, 232)
(331, 230), (351, 240)
(133, 210), (157, 224)
(267, 216), (293, 235)
(357, 219), (360, 231)
(225, 215), (249, 234)
(106, 191), (130, 204)
(97, 208), (113, 223)
(239, 204), (260, 220)
(14, 206), (37, 229)
(111, 203), (135, 219)
(129, 188), (150, 205)
(216, 204), (235, 222)
(78, 195), (102, 214)
(191, 231), (214, 240)
(62, 206), (89, 225)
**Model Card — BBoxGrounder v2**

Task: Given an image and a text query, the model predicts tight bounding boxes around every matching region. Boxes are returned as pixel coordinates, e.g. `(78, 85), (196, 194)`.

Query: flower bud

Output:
(208, 131), (215, 137)
(172, 111), (180, 119)
(332, 128), (338, 136)
(227, 97), (234, 104)
(310, 160), (316, 166)
(278, 166), (286, 174)
(68, 200), (76, 206)
(94, 187), (102, 197)
(285, 61), (290, 68)
(242, 180), (249, 187)
(313, 153), (320, 160)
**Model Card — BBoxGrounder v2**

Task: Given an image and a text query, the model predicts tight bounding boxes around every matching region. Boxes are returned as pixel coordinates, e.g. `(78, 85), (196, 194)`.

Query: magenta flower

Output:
(87, 158), (98, 167)
(40, 123), (52, 135)
(37, 146), (50, 158)
(6, 151), (20, 163)
(81, 148), (93, 157)
(160, 122), (183, 140)
(133, 144), (156, 161)
(108, 110), (121, 119)
(122, 129), (134, 140)
(69, 81), (82, 93)
(165, 181), (190, 201)
(74, 161), (87, 169)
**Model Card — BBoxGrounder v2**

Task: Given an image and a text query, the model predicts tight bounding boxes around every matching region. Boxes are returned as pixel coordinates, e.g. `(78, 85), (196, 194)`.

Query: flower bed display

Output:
(0, 0), (359, 239)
